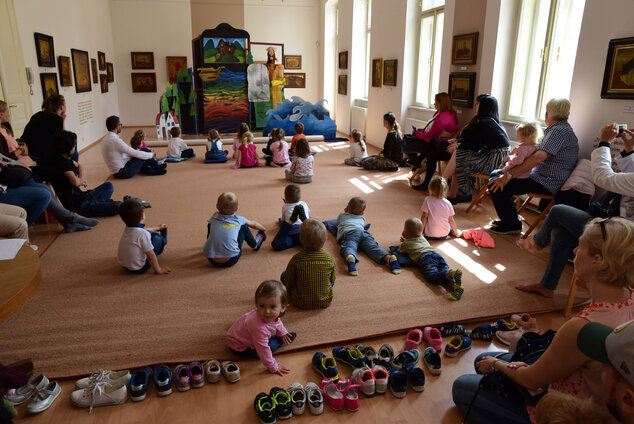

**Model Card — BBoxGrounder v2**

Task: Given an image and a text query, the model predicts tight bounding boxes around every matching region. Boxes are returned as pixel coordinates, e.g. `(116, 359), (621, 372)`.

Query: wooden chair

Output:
(564, 274), (586, 317)
(517, 193), (555, 239)
(465, 174), (491, 213)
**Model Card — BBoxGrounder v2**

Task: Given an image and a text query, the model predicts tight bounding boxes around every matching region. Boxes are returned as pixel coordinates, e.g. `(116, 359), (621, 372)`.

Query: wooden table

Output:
(0, 243), (41, 323)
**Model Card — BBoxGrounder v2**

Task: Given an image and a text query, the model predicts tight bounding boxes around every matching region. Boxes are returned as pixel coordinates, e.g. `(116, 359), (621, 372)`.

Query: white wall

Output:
(14, 0), (120, 151)
(335, 0), (353, 134)
(191, 0), (244, 38)
(111, 0), (193, 127)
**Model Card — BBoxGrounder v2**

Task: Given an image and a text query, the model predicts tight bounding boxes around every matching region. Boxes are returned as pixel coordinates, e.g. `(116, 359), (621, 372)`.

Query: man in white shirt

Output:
(101, 115), (166, 179)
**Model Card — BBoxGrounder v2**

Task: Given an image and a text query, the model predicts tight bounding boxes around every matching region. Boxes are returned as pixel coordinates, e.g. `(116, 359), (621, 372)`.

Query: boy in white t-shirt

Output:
(272, 184), (310, 251)
(421, 176), (461, 240)
(166, 127), (194, 158)
(117, 199), (171, 274)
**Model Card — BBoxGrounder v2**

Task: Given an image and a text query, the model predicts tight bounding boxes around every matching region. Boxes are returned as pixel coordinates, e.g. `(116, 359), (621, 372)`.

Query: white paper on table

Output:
(0, 238), (27, 260)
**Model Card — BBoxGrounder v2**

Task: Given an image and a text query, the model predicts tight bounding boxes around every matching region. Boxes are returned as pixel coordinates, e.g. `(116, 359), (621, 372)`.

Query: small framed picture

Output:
(338, 74), (348, 95)
(383, 59), (398, 86)
(71, 48), (92, 93)
(131, 52), (154, 69)
(448, 72), (476, 108)
(40, 73), (59, 97)
(98, 51), (106, 70)
(283, 55), (302, 70)
(372, 58), (383, 88)
(166, 56), (187, 83)
(338, 51), (348, 69)
(57, 56), (72, 86)
(284, 73), (306, 89)
(34, 33), (55, 67)
(100, 74), (108, 93)
(601, 36), (634, 99)
(452, 32), (479, 65)
(106, 62), (114, 82)
(131, 72), (157, 92)
(90, 58), (98, 84)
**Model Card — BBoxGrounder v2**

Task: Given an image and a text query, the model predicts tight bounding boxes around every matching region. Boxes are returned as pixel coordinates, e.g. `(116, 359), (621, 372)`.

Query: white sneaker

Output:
(351, 366), (376, 396)
(288, 382), (306, 415)
(372, 365), (389, 394)
(26, 381), (61, 414)
(26, 242), (38, 252)
(70, 382), (128, 413)
(304, 382), (323, 415)
(6, 374), (49, 405)
(220, 361), (240, 383)
(75, 370), (131, 390)
(203, 359), (221, 383)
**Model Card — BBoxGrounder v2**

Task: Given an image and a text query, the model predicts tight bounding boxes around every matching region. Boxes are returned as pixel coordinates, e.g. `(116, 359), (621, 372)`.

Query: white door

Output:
(0, 0), (32, 136)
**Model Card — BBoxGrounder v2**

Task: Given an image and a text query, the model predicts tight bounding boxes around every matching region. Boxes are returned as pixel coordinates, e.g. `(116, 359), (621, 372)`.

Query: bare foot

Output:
(516, 237), (540, 251)
(515, 283), (554, 298)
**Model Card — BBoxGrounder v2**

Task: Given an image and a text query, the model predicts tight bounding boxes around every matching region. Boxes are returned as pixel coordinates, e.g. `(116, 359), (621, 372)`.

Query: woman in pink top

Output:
(452, 217), (634, 424)
(227, 280), (296, 375)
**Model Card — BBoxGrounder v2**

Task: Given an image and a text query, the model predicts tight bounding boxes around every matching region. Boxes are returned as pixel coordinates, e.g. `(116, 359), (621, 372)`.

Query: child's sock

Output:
(253, 231), (266, 251)
(448, 283), (464, 301)
(387, 255), (401, 274)
(346, 255), (358, 276)
(448, 269), (462, 286)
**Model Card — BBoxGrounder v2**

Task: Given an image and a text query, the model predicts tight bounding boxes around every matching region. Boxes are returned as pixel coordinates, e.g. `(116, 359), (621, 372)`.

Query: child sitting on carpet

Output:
(335, 196), (401, 276)
(227, 280), (295, 375)
(397, 217), (463, 300)
(421, 176), (461, 240)
(290, 123), (306, 155)
(130, 130), (166, 170)
(232, 131), (263, 169)
(344, 129), (368, 166)
(117, 199), (171, 274)
(205, 129), (228, 163)
(285, 138), (313, 183)
(282, 219), (336, 309)
(265, 129), (290, 167)
(232, 123), (249, 160)
(166, 127), (194, 159)
(272, 184), (310, 251)
(203, 192), (266, 267)
(262, 128), (278, 156)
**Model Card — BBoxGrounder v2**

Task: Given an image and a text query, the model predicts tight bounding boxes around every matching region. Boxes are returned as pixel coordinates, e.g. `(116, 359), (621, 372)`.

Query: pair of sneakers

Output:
(203, 360), (240, 383)
(319, 378), (360, 412)
(254, 387), (292, 424)
(355, 343), (378, 366)
(387, 365), (425, 398)
(287, 382), (324, 415)
(392, 350), (420, 370)
(6, 374), (62, 415)
(332, 346), (366, 369)
(173, 362), (205, 392)
(71, 370), (131, 413)
(496, 313), (539, 348)
(470, 318), (518, 342)
(350, 365), (389, 396)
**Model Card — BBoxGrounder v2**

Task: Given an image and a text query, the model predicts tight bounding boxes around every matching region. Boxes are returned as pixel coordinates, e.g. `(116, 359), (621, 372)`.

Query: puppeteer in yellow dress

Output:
(269, 64), (285, 109)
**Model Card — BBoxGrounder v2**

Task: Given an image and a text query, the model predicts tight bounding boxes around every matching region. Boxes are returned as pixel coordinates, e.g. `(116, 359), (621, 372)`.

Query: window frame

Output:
(414, 3), (444, 108)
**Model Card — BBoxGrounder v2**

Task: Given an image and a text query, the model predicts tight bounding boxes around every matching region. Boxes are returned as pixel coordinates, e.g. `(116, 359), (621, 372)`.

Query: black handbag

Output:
(588, 191), (621, 218)
(0, 165), (32, 188)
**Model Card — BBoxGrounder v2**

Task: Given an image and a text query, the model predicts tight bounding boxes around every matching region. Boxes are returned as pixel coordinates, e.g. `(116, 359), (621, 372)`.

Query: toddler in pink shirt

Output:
(500, 121), (541, 179)
(226, 280), (296, 375)
(421, 176), (461, 239)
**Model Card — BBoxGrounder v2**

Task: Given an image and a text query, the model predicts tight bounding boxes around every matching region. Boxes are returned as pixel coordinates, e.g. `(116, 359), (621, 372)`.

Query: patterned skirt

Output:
(455, 147), (509, 192)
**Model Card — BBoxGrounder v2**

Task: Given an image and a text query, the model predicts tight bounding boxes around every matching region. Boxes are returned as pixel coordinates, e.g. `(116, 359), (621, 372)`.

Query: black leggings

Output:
(422, 138), (452, 186)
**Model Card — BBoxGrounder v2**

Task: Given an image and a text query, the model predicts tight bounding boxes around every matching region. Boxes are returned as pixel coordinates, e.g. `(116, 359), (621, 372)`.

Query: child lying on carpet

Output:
(281, 219), (336, 310)
(203, 192), (266, 267)
(271, 184), (310, 251)
(117, 199), (170, 274)
(227, 280), (296, 375)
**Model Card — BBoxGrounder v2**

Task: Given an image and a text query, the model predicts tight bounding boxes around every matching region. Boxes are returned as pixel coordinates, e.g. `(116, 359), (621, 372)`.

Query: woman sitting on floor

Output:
(452, 217), (634, 424)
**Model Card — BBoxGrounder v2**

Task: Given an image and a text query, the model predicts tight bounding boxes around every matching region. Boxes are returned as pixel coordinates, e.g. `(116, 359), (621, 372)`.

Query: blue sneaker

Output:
(405, 365), (426, 392)
(388, 255), (401, 274)
(493, 318), (518, 331)
(254, 392), (276, 424)
(439, 322), (465, 337)
(269, 387), (292, 420)
(392, 350), (420, 370)
(444, 335), (472, 357)
(469, 324), (493, 341)
(347, 260), (358, 276)
(387, 368), (407, 398)
(153, 364), (172, 397)
(332, 347), (366, 368)
(130, 366), (152, 401)
(312, 352), (338, 380)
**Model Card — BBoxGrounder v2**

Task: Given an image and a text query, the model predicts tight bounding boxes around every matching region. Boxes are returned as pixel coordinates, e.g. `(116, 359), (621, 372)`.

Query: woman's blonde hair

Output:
(428, 176), (448, 199)
(583, 217), (634, 287)
(351, 129), (366, 152)
(241, 131), (253, 145)
(535, 392), (607, 424)
(516, 122), (542, 146)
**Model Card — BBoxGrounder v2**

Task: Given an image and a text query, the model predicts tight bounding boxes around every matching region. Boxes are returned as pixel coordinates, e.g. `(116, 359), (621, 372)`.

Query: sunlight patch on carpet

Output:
(437, 242), (497, 284)
(349, 177), (374, 194)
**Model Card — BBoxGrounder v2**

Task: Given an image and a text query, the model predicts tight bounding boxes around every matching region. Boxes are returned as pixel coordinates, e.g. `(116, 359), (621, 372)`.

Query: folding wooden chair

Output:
(564, 274), (586, 317)
(516, 193), (554, 239)
(465, 174), (491, 213)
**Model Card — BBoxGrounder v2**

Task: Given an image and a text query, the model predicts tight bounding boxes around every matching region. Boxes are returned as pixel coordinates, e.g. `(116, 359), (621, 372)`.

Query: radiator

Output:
(405, 117), (428, 133)
(350, 105), (367, 134)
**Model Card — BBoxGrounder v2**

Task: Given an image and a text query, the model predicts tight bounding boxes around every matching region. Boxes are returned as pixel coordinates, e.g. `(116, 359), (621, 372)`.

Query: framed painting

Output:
(131, 52), (154, 69)
(106, 62), (114, 82)
(98, 51), (106, 70)
(34, 33), (55, 67)
(601, 37), (634, 99)
(71, 49), (92, 93)
(131, 73), (157, 93)
(338, 74), (348, 95)
(449, 72), (476, 108)
(167, 56), (187, 83)
(284, 55), (302, 70)
(40, 73), (58, 97)
(100, 74), (108, 93)
(248, 42), (283, 65)
(383, 59), (398, 86)
(372, 58), (383, 88)
(338, 51), (348, 69)
(90, 58), (98, 84)
(284, 73), (305, 89)
(57, 56), (72, 86)
(203, 38), (248, 63)
(452, 32), (479, 65)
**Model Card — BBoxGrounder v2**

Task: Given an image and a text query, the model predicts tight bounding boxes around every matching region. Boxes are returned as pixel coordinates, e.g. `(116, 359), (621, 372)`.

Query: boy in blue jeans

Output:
(336, 196), (400, 276)
(271, 184), (310, 251)
(203, 192), (266, 267)
(397, 217), (463, 300)
(117, 199), (170, 274)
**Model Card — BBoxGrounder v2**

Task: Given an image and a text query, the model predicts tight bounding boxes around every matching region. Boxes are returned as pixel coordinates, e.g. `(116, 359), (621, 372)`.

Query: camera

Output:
(618, 124), (628, 136)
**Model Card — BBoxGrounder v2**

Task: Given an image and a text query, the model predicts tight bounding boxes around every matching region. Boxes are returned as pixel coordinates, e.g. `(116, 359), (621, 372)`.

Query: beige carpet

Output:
(0, 141), (582, 378)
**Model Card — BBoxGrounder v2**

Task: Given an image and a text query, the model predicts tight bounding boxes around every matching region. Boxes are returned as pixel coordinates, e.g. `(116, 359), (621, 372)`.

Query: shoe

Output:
(203, 359), (221, 383)
(406, 328), (424, 351)
(495, 329), (524, 349)
(319, 379), (344, 411)
(6, 374), (49, 405)
(388, 255), (401, 274)
(510, 313), (538, 332)
(449, 269), (462, 286)
(189, 362), (205, 388)
(338, 379), (360, 411)
(70, 382), (128, 413)
(489, 223), (523, 235)
(347, 258), (358, 276)
(444, 335), (472, 357)
(304, 382), (324, 415)
(377, 344), (394, 368)
(469, 325), (494, 341)
(423, 347), (442, 375)
(221, 361), (240, 383)
(439, 322), (465, 337)
(493, 318), (518, 331)
(405, 365), (426, 392)
(372, 365), (389, 394)
(253, 231), (266, 251)
(153, 364), (172, 397)
(256, 162), (265, 167)
(351, 366), (375, 396)
(288, 383), (306, 415)
(387, 368), (407, 398)
(448, 285), (464, 301)
(269, 387), (292, 420)
(254, 392), (276, 424)
(75, 369), (131, 390)
(423, 326), (443, 352)
(355, 344), (377, 366)
(332, 346), (366, 368)
(129, 366), (152, 401)
(490, 219), (502, 227)
(123, 195), (151, 209)
(312, 352), (338, 380)
(157, 159), (166, 165)
(173, 364), (191, 392)
(25, 381), (61, 414)
(392, 350), (420, 370)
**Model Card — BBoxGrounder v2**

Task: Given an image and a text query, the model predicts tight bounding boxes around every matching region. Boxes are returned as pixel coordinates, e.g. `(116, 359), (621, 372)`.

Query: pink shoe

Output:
(423, 327), (443, 352)
(231, 163), (240, 169)
(338, 380), (360, 412)
(510, 313), (538, 332)
(319, 379), (343, 411)
(405, 329), (424, 350)
(256, 162), (265, 167)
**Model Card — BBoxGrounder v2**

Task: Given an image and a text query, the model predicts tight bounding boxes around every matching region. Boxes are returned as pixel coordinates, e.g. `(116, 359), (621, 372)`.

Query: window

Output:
(507, 0), (585, 121)
(363, 0), (372, 98)
(415, 0), (444, 107)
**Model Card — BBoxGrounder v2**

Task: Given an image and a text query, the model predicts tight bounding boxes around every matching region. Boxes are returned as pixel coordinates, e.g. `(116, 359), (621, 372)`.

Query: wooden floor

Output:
(14, 128), (576, 423)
